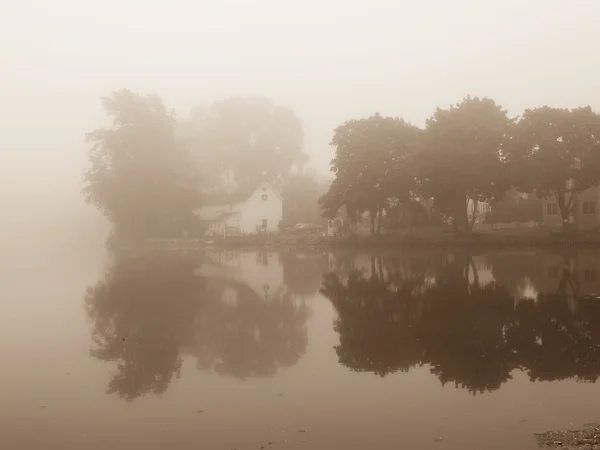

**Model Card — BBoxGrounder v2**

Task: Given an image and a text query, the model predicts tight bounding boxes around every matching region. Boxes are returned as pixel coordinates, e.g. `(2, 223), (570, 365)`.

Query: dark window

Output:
(584, 201), (597, 214)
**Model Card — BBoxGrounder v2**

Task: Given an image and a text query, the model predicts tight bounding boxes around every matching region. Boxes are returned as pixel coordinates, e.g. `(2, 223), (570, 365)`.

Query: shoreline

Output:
(202, 230), (600, 251)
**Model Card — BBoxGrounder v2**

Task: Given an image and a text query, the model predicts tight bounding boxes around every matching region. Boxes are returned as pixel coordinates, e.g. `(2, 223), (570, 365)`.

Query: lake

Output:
(2, 243), (600, 450)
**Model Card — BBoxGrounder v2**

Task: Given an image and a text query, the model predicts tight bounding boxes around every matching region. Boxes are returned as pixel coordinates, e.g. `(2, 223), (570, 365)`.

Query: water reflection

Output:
(322, 251), (600, 394)
(85, 250), (320, 401)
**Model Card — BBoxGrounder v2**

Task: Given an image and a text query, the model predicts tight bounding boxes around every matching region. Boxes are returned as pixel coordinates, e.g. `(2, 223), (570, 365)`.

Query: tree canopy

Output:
(280, 171), (329, 227)
(185, 96), (306, 193)
(504, 106), (600, 230)
(83, 89), (201, 241)
(419, 96), (512, 232)
(319, 113), (422, 233)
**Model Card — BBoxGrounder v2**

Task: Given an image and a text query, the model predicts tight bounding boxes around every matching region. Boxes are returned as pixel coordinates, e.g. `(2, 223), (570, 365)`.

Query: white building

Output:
(196, 181), (283, 236)
(467, 198), (491, 224)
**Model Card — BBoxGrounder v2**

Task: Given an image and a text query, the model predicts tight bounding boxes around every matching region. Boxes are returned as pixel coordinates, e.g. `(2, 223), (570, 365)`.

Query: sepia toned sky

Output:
(2, 0), (600, 212)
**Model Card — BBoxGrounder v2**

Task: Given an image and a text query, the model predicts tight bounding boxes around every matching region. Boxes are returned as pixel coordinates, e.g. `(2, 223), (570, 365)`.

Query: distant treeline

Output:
(320, 97), (600, 234)
(82, 91), (600, 240)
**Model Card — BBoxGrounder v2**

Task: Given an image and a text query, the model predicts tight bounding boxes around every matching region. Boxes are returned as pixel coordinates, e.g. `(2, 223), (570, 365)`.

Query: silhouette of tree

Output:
(319, 113), (422, 233)
(419, 96), (512, 233)
(83, 89), (201, 241)
(504, 106), (600, 231)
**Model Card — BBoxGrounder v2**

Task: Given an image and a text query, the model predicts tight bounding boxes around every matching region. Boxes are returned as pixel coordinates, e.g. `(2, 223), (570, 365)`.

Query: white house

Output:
(467, 198), (491, 224)
(196, 181), (283, 236)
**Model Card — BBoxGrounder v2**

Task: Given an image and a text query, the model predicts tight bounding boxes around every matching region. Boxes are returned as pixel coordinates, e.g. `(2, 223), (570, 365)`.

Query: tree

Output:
(83, 89), (201, 241)
(484, 189), (542, 224)
(420, 96), (512, 233)
(185, 96), (306, 192)
(319, 113), (422, 234)
(280, 171), (329, 227)
(504, 106), (600, 231)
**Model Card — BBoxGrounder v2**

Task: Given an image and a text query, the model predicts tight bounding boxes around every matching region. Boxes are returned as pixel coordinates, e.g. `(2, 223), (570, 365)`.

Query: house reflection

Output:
(197, 250), (285, 301)
(85, 250), (315, 401)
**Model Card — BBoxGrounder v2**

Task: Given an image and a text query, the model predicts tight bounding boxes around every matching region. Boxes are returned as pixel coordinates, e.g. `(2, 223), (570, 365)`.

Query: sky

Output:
(2, 0), (600, 220)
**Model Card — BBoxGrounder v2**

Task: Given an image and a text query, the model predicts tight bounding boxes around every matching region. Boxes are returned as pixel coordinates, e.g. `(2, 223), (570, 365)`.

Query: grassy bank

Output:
(209, 228), (600, 250)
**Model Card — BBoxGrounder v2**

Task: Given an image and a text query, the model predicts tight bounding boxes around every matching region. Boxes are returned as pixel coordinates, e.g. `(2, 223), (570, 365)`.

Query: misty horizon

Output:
(3, 0), (600, 213)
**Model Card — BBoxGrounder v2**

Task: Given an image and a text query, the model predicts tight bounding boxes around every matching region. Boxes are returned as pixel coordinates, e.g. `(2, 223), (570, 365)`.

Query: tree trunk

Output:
(370, 212), (376, 235)
(555, 189), (571, 233)
(452, 210), (459, 234)
(463, 198), (470, 233)
(376, 255), (384, 282)
(555, 185), (578, 233)
(376, 205), (383, 235)
(468, 199), (478, 233)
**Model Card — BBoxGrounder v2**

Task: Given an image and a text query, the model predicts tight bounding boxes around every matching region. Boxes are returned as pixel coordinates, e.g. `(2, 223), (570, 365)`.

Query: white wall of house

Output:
(238, 182), (282, 234)
(467, 199), (491, 217)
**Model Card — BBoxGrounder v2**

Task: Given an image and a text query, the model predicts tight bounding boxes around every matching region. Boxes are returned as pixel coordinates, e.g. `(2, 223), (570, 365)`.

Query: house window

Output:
(546, 203), (558, 216)
(262, 218), (268, 229)
(583, 201), (597, 215)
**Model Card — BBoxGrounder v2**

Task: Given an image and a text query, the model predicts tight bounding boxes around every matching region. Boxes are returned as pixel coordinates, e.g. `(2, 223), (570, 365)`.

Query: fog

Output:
(2, 0), (600, 242)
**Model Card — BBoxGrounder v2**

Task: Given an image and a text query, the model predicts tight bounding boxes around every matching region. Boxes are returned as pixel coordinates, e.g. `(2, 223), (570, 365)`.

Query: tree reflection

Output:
(187, 277), (309, 379)
(508, 260), (600, 383)
(322, 255), (424, 376)
(280, 250), (329, 298)
(416, 255), (515, 393)
(85, 255), (199, 401)
(322, 251), (600, 393)
(85, 251), (310, 401)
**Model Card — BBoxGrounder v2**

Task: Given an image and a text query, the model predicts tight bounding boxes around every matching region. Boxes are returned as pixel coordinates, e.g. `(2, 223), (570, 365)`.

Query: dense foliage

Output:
(84, 90), (600, 238)
(83, 90), (201, 241)
(320, 98), (600, 234)
(504, 106), (600, 229)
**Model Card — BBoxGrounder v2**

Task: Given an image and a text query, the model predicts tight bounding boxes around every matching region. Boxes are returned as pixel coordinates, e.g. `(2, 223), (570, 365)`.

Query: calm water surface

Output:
(2, 240), (600, 449)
